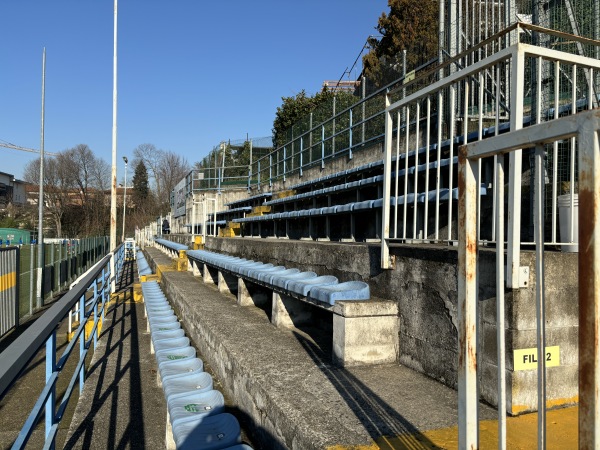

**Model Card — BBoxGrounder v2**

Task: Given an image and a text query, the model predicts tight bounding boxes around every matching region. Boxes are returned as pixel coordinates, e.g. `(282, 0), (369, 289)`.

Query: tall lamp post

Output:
(122, 156), (128, 242)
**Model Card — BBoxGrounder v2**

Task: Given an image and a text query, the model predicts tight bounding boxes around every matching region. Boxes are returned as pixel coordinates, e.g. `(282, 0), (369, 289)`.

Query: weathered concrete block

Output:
(332, 300), (399, 367)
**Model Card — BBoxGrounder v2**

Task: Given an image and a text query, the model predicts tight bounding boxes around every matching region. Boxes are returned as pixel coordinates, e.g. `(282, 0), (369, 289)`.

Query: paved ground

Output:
(1, 251), (579, 449)
(145, 247), (579, 449)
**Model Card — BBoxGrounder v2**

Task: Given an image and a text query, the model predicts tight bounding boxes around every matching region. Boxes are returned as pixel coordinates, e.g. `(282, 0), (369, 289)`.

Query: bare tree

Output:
(133, 143), (163, 194)
(23, 146), (111, 237)
(157, 150), (190, 212)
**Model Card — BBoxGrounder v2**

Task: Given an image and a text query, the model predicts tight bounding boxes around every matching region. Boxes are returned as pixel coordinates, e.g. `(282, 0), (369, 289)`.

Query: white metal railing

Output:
(381, 33), (600, 290)
(458, 108), (600, 449)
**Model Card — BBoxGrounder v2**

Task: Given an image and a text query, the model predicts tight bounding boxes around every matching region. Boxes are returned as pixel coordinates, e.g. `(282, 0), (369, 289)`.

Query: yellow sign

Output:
(514, 346), (560, 371)
(403, 70), (415, 85)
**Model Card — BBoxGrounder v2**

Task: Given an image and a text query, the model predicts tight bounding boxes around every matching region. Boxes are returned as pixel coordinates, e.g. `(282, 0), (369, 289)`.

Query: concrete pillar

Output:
(203, 264), (218, 285)
(237, 278), (254, 306)
(271, 292), (313, 329)
(218, 271), (237, 296)
(191, 260), (201, 277)
(332, 301), (399, 367)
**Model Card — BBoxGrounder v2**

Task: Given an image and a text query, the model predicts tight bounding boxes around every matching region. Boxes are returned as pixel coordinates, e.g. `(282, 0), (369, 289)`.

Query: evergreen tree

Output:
(363, 0), (439, 88)
(132, 161), (150, 208)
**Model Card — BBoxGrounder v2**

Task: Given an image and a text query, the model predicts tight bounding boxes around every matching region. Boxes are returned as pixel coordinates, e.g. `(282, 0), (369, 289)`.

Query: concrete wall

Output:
(205, 237), (579, 415)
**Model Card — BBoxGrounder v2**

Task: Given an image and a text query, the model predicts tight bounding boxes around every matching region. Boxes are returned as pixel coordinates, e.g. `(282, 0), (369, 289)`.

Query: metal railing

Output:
(0, 247), (19, 338)
(458, 108), (600, 449)
(0, 244), (124, 449)
(380, 24), (600, 290)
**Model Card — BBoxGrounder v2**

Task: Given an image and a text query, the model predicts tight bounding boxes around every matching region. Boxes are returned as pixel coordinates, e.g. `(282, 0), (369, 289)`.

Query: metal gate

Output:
(459, 109), (600, 448)
(0, 247), (19, 339)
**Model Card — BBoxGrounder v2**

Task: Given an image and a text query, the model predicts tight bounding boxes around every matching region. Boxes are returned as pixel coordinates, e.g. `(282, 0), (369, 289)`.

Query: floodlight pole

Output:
(110, 0), (118, 290)
(110, 0), (118, 252)
(122, 156), (128, 242)
(36, 48), (46, 309)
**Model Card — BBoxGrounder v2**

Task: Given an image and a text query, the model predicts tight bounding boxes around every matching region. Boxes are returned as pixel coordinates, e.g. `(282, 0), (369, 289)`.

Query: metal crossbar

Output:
(458, 108), (600, 448)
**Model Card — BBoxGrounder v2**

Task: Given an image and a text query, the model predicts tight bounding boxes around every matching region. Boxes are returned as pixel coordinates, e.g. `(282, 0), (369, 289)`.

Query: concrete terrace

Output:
(0, 246), (579, 449)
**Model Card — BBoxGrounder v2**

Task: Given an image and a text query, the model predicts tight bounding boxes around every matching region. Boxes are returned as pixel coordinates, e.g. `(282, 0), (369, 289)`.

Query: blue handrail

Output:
(0, 244), (125, 450)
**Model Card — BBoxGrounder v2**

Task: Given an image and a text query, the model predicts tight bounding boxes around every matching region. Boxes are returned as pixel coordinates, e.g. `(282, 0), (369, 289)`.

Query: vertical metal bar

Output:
(101, 268), (106, 324)
(534, 143), (547, 449)
(394, 111), (401, 239)
(477, 72), (484, 242)
(321, 125), (325, 169)
(381, 95), (393, 269)
(93, 279), (99, 350)
(50, 243), (55, 298)
(448, 85), (456, 241)
(424, 97), (431, 240)
(413, 102), (420, 239)
(29, 243), (34, 316)
(458, 145), (479, 450)
(349, 108), (353, 160)
(578, 114), (600, 450)
(435, 91), (443, 240)
(507, 47), (524, 288)
(79, 293), (85, 393)
(492, 62), (501, 241)
(45, 330), (56, 445)
(283, 146), (287, 182)
(403, 107), (410, 240)
(496, 154), (507, 450)
(570, 66), (577, 243)
(300, 136), (304, 177)
(552, 61), (560, 244)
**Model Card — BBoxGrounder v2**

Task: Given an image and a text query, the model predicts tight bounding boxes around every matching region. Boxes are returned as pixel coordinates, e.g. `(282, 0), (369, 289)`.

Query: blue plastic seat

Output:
(352, 200), (375, 211)
(308, 281), (371, 305)
(163, 371), (213, 402)
(150, 321), (181, 334)
(287, 275), (339, 297)
(249, 266), (285, 283)
(173, 413), (242, 450)
(156, 345), (196, 369)
(151, 328), (185, 345)
(168, 390), (225, 427)
(263, 268), (300, 285)
(160, 358), (205, 385)
(271, 271), (317, 290)
(153, 337), (191, 354)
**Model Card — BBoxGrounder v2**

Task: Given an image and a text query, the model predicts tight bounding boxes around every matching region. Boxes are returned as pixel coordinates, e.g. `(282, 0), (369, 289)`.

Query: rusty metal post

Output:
(578, 116), (600, 449)
(534, 144), (547, 447)
(458, 144), (479, 449)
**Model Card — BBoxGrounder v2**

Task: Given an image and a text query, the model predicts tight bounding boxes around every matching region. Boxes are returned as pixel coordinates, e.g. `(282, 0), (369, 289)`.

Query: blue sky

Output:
(0, 1), (388, 181)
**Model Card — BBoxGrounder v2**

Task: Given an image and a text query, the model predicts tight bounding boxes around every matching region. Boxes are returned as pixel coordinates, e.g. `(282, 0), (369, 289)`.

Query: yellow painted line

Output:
(0, 271), (17, 292)
(368, 406), (578, 450)
(326, 407), (578, 449)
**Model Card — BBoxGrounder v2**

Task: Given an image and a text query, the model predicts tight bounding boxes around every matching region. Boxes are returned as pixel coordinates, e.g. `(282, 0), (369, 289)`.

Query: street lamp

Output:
(122, 156), (128, 242)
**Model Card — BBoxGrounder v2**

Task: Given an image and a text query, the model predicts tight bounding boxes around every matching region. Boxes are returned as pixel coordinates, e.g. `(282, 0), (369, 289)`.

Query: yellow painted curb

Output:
(370, 406), (578, 450)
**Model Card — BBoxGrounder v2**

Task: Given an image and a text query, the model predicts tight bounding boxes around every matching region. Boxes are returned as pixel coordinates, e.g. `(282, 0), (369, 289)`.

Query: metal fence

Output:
(380, 23), (600, 289)
(458, 107), (600, 449)
(0, 243), (124, 449)
(0, 247), (19, 339)
(1, 237), (110, 332)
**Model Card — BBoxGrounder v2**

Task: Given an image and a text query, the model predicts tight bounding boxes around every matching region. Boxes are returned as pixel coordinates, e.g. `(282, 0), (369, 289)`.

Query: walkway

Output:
(0, 251), (577, 449)
(143, 247), (578, 449)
